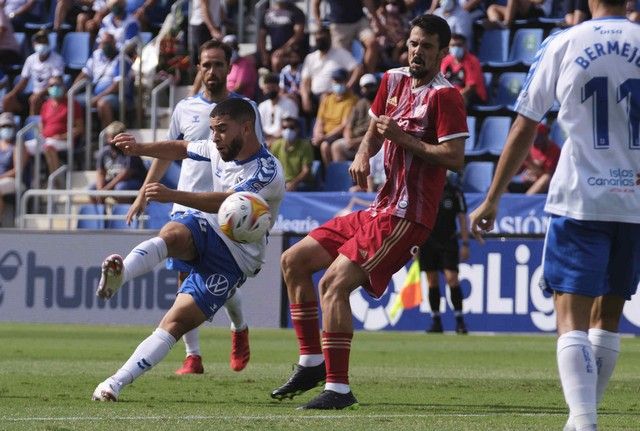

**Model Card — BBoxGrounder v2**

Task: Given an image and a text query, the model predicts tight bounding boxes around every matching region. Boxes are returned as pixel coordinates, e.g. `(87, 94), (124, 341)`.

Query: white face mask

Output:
(282, 127), (297, 142)
(0, 127), (15, 141)
(450, 46), (464, 60)
(441, 0), (456, 12)
(34, 43), (50, 56)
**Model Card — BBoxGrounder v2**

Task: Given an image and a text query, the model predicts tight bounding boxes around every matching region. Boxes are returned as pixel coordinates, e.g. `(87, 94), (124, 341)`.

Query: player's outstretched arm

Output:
(113, 133), (189, 160)
(469, 114), (538, 241)
(145, 185), (232, 215)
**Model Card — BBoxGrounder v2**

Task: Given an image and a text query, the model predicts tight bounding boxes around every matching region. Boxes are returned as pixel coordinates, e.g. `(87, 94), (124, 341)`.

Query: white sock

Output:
(183, 327), (201, 356)
(325, 382), (350, 394)
(299, 354), (324, 367)
(557, 331), (597, 429)
(122, 237), (168, 283)
(111, 328), (176, 386)
(588, 328), (621, 404)
(224, 290), (247, 331)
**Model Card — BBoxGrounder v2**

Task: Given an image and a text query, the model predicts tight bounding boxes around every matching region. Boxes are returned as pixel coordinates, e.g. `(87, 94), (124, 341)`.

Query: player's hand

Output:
(112, 133), (140, 155)
(349, 152), (370, 190)
(468, 200), (498, 245)
(375, 115), (404, 142)
(144, 182), (174, 203)
(125, 191), (147, 225)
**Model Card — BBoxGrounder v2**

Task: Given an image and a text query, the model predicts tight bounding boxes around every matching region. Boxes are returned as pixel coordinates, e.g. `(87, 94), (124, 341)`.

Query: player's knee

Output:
(281, 247), (304, 276)
(159, 223), (191, 252)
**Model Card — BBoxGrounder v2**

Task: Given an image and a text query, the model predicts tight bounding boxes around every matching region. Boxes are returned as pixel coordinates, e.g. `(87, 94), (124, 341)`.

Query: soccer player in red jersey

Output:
(271, 14), (468, 409)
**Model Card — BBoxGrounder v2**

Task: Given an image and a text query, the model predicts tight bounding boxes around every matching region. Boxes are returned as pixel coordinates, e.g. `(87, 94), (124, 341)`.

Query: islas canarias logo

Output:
(0, 251), (23, 306)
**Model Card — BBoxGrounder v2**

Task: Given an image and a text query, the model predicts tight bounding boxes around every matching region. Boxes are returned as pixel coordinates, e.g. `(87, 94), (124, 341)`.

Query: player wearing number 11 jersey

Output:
(470, 2), (640, 430)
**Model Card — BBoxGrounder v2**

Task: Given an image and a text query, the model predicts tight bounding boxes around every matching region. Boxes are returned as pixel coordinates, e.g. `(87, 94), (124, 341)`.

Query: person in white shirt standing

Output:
(469, 2), (640, 430)
(189, 0), (224, 67)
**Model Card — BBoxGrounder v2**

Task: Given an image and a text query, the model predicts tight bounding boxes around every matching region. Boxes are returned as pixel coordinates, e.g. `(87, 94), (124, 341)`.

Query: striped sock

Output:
(290, 302), (322, 366)
(322, 331), (353, 388)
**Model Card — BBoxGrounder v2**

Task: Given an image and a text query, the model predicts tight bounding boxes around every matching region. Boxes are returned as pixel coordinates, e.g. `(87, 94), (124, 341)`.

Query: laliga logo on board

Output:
(0, 251), (23, 306)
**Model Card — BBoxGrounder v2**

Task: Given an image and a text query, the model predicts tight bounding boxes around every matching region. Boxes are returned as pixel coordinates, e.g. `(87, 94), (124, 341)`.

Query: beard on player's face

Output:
(220, 135), (243, 161)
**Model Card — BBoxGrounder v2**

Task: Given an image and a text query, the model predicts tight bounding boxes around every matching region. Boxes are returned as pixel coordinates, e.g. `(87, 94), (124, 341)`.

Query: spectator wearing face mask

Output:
(331, 73), (378, 163)
(433, 0), (473, 43)
(97, 0), (140, 50)
(35, 75), (84, 179)
(312, 68), (358, 169)
(258, 73), (299, 147)
(372, 0), (410, 68)
(223, 34), (258, 100)
(440, 33), (486, 108)
(0, 112), (29, 224)
(2, 29), (64, 116)
(270, 115), (315, 191)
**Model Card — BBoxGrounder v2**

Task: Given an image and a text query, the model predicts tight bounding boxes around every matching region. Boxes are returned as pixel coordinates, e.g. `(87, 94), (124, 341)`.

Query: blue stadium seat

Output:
(475, 72), (525, 112)
(77, 204), (105, 229)
(61, 32), (91, 70)
(107, 204), (138, 229)
(467, 116), (512, 156)
(462, 162), (494, 193)
(351, 39), (365, 63)
(143, 201), (172, 229)
(323, 161), (353, 192)
(22, 115), (41, 141)
(478, 29), (510, 66)
(488, 28), (543, 68)
(549, 120), (567, 148)
(465, 116), (476, 155)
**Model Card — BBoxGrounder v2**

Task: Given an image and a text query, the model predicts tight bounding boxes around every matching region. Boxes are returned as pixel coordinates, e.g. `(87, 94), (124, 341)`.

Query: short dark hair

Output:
(199, 39), (232, 64)
(601, 0), (625, 6)
(209, 98), (256, 126)
(451, 33), (467, 43)
(410, 14), (452, 50)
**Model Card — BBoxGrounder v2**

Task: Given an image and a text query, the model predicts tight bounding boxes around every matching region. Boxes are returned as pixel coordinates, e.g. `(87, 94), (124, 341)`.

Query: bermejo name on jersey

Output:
(168, 92), (265, 215)
(185, 140), (285, 276)
(515, 17), (640, 224)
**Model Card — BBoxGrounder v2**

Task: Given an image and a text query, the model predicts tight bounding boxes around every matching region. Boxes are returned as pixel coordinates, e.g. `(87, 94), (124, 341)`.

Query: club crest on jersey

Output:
(193, 115), (200, 123)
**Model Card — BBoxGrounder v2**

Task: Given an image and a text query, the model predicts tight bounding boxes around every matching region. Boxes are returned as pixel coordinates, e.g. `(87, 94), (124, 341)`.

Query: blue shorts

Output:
(173, 212), (247, 319)
(166, 211), (192, 273)
(541, 215), (640, 300)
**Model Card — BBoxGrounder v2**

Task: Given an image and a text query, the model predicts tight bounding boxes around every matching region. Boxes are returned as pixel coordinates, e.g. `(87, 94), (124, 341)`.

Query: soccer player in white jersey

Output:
(470, 1), (640, 429)
(126, 39), (264, 375)
(91, 98), (285, 402)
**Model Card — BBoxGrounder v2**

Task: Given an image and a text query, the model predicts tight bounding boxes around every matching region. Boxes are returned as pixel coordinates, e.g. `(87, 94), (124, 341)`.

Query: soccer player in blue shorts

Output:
(126, 39), (265, 375)
(470, 2), (640, 429)
(91, 98), (285, 402)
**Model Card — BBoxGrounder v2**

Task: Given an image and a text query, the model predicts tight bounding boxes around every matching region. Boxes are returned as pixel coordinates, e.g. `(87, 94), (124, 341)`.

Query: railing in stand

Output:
(67, 77), (92, 173)
(150, 76), (175, 142)
(46, 165), (68, 230)
(14, 120), (40, 226)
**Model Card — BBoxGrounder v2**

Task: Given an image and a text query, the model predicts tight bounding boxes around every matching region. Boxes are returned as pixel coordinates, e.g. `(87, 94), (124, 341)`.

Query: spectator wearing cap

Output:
(0, 6), (21, 71)
(312, 67), (358, 168)
(258, 72), (299, 147)
(189, 0), (225, 66)
(257, 0), (306, 71)
(331, 73), (378, 163)
(0, 112), (29, 223)
(97, 0), (140, 50)
(440, 33), (486, 108)
(2, 29), (64, 116)
(270, 114), (315, 191)
(3, 0), (38, 31)
(90, 120), (146, 203)
(300, 26), (360, 117)
(223, 34), (258, 100)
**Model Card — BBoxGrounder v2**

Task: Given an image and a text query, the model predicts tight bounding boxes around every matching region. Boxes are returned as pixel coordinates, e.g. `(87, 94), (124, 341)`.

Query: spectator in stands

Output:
(625, 0), (638, 20)
(97, 0), (140, 50)
(433, 0), (473, 43)
(258, 72), (299, 147)
(223, 34), (257, 100)
(278, 44), (303, 106)
(75, 0), (109, 35)
(311, 0), (380, 72)
(3, 29), (64, 116)
(300, 26), (360, 117)
(36, 75), (84, 179)
(331, 73), (378, 163)
(440, 33), (486, 108)
(74, 32), (132, 128)
(508, 123), (560, 194)
(0, 112), (28, 223)
(3, 0), (38, 30)
(257, 0), (306, 72)
(126, 0), (172, 29)
(565, 0), (591, 25)
(0, 6), (21, 73)
(91, 120), (146, 203)
(189, 0), (225, 66)
(313, 68), (358, 168)
(486, 0), (545, 26)
(270, 114), (315, 191)
(54, 0), (94, 34)
(372, 0), (409, 68)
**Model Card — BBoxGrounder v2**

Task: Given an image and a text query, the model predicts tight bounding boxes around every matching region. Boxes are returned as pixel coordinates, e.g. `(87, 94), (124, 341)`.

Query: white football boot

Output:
(91, 378), (122, 401)
(97, 254), (124, 300)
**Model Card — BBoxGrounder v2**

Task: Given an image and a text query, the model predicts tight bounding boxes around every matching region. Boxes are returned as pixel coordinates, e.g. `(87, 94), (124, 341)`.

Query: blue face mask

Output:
(34, 43), (50, 56)
(282, 127), (297, 142)
(450, 46), (464, 60)
(48, 85), (64, 99)
(0, 127), (15, 141)
(332, 83), (347, 95)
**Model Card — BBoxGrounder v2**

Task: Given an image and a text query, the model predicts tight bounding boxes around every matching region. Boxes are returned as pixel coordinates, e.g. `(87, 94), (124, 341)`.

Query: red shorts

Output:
(309, 210), (430, 298)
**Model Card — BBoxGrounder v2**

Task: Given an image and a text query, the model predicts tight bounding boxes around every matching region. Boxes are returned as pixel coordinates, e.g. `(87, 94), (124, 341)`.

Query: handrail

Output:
(150, 76), (175, 142)
(46, 165), (68, 230)
(67, 77), (92, 172)
(98, 126), (108, 155)
(14, 120), (40, 226)
(254, 0), (268, 46)
(238, 0), (245, 43)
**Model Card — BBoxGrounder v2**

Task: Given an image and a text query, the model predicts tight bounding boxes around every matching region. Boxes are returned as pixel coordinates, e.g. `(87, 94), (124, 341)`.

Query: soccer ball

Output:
(217, 191), (272, 243)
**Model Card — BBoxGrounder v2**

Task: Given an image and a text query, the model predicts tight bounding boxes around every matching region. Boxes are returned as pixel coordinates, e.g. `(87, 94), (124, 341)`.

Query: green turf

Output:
(0, 323), (639, 431)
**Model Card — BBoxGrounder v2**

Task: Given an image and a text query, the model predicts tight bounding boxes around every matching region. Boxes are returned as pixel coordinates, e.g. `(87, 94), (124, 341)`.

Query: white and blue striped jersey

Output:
(167, 92), (265, 215)
(515, 17), (640, 224)
(185, 142), (285, 276)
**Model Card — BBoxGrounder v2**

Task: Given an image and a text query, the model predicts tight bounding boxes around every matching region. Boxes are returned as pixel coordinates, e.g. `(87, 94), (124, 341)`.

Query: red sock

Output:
(290, 302), (322, 355)
(322, 331), (352, 385)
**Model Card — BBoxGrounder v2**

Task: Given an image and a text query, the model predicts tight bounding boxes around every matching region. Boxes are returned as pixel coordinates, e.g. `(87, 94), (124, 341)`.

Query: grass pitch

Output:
(0, 323), (639, 431)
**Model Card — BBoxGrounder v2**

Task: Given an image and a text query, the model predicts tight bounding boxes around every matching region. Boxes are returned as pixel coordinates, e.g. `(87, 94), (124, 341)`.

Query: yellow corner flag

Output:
(389, 258), (422, 320)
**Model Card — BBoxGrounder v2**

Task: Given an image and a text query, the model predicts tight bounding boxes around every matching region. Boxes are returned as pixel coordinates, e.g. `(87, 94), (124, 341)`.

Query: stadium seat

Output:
(549, 120), (567, 148)
(478, 29), (510, 66)
(107, 204), (138, 229)
(143, 201), (172, 229)
(77, 204), (105, 229)
(61, 32), (91, 71)
(351, 39), (365, 64)
(323, 161), (353, 192)
(22, 115), (41, 141)
(467, 116), (512, 156)
(509, 28), (544, 66)
(462, 161), (494, 193)
(465, 116), (476, 155)
(476, 72), (526, 112)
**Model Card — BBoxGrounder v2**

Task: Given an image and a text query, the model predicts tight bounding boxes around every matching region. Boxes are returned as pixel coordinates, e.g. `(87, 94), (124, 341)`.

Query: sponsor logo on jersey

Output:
(205, 274), (229, 296)
(387, 96), (398, 107)
(193, 115), (200, 123)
